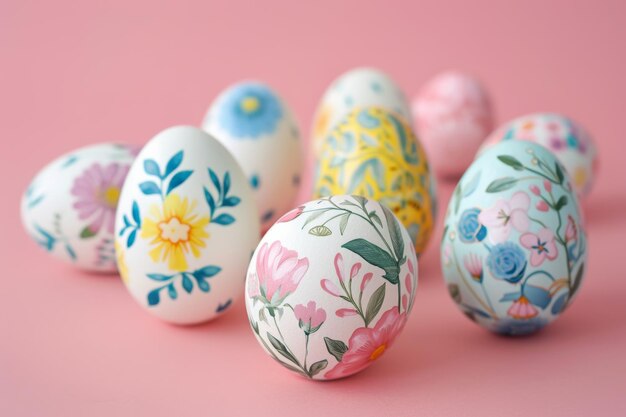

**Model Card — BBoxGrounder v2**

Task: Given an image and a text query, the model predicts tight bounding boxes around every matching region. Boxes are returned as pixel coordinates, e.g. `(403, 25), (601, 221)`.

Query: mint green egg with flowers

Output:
(441, 140), (586, 336)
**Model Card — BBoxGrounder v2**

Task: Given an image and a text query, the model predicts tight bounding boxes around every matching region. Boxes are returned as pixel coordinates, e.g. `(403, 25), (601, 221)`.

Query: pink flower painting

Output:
(252, 241), (309, 306)
(520, 228), (558, 267)
(478, 191), (530, 244)
(294, 301), (326, 334)
(325, 307), (407, 379)
(71, 162), (129, 238)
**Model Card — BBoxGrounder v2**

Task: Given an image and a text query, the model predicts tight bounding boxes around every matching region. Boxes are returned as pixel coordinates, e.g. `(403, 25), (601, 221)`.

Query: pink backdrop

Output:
(1, 0), (625, 416)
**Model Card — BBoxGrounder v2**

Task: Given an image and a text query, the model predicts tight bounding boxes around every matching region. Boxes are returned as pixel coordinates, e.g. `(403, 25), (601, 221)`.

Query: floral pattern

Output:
(481, 113), (597, 197)
(313, 107), (435, 255)
(71, 162), (129, 238)
(246, 195), (417, 380)
(117, 149), (243, 307)
(21, 143), (136, 272)
(441, 140), (586, 336)
(214, 83), (283, 139)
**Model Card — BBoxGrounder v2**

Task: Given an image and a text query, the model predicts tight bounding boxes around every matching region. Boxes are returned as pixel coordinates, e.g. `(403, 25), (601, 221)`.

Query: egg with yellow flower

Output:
(115, 126), (260, 324)
(313, 107), (436, 255)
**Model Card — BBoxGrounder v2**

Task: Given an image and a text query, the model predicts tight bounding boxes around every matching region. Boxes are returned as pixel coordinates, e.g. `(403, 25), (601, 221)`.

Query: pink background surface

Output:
(2, 1), (625, 416)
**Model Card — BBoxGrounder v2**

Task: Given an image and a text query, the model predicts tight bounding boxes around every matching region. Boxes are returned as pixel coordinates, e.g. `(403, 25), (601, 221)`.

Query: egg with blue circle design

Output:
(202, 81), (303, 232)
(441, 140), (586, 336)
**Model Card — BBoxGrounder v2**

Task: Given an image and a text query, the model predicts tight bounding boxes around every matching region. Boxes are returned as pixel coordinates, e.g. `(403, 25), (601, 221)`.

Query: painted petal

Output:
(321, 279), (341, 297)
(510, 211), (530, 232)
(510, 191), (530, 211)
(334, 253), (344, 283)
(519, 233), (537, 249)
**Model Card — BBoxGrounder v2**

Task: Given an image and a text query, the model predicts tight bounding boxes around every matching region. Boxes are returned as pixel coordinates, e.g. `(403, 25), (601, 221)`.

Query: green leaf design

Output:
(324, 337), (348, 362)
(309, 225), (332, 236)
(302, 209), (328, 227)
(554, 195), (568, 211)
(339, 213), (350, 235)
(381, 205), (404, 260)
(486, 177), (518, 193)
(352, 195), (368, 208)
(555, 162), (565, 184)
(568, 262), (585, 302)
(267, 333), (299, 365)
(342, 239), (399, 284)
(308, 360), (328, 377)
(365, 283), (386, 325)
(369, 211), (383, 228)
(79, 226), (96, 239)
(497, 155), (524, 171)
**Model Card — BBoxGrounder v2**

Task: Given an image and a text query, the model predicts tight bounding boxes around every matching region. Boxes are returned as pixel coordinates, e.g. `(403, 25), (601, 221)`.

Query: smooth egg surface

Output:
(442, 140), (586, 335)
(311, 67), (411, 158)
(202, 81), (303, 231)
(21, 143), (138, 272)
(313, 107), (435, 255)
(246, 195), (417, 380)
(480, 113), (597, 197)
(115, 126), (260, 324)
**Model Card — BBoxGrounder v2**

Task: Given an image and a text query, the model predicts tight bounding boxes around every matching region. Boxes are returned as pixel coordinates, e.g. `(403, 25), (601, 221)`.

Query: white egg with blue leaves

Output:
(115, 126), (260, 324)
(441, 140), (586, 335)
(202, 81), (303, 232)
(21, 143), (137, 272)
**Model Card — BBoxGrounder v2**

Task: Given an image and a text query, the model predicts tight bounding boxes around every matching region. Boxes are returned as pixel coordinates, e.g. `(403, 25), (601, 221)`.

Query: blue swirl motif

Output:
(217, 83), (283, 139)
(493, 317), (548, 336)
(457, 208), (486, 243)
(357, 109), (381, 129)
(486, 242), (527, 284)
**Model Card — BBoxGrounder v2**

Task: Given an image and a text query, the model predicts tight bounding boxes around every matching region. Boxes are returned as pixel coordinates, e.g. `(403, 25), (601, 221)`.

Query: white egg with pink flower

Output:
(20, 143), (138, 272)
(441, 140), (586, 336)
(245, 195), (418, 380)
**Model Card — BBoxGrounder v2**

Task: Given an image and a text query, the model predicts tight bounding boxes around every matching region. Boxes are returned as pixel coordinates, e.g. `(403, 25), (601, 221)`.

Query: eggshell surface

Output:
(313, 107), (435, 255)
(441, 140), (586, 335)
(202, 81), (303, 231)
(245, 195), (417, 380)
(481, 112), (597, 197)
(412, 70), (493, 179)
(311, 67), (412, 158)
(115, 126), (260, 324)
(21, 143), (137, 272)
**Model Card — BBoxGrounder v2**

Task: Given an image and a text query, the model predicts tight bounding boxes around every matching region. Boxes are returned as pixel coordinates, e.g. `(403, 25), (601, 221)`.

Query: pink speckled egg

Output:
(412, 71), (494, 179)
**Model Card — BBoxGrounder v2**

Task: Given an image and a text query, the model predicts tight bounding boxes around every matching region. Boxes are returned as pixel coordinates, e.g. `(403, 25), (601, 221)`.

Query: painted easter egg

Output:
(311, 67), (412, 159)
(313, 107), (435, 255)
(412, 70), (493, 179)
(115, 126), (260, 324)
(441, 140), (587, 336)
(21, 143), (138, 272)
(202, 81), (303, 232)
(480, 113), (597, 197)
(245, 195), (418, 380)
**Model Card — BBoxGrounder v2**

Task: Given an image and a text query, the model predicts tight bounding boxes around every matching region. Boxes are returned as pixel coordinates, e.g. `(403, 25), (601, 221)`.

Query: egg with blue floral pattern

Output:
(441, 140), (587, 335)
(313, 107), (435, 255)
(21, 143), (138, 272)
(245, 195), (418, 380)
(202, 81), (303, 232)
(480, 113), (597, 197)
(312, 67), (412, 159)
(115, 126), (260, 324)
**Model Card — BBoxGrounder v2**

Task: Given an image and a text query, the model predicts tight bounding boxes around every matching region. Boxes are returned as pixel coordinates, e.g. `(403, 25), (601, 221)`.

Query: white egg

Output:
(480, 113), (597, 197)
(311, 67), (412, 158)
(246, 195), (418, 380)
(21, 143), (137, 272)
(202, 81), (303, 232)
(115, 126), (260, 324)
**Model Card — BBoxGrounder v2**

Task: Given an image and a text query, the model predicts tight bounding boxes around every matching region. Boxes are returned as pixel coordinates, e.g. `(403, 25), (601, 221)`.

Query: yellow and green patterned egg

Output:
(313, 107), (436, 255)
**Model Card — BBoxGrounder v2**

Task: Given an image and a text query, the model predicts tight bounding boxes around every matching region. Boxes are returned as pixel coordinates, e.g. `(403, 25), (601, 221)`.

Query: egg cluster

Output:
(20, 68), (596, 380)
